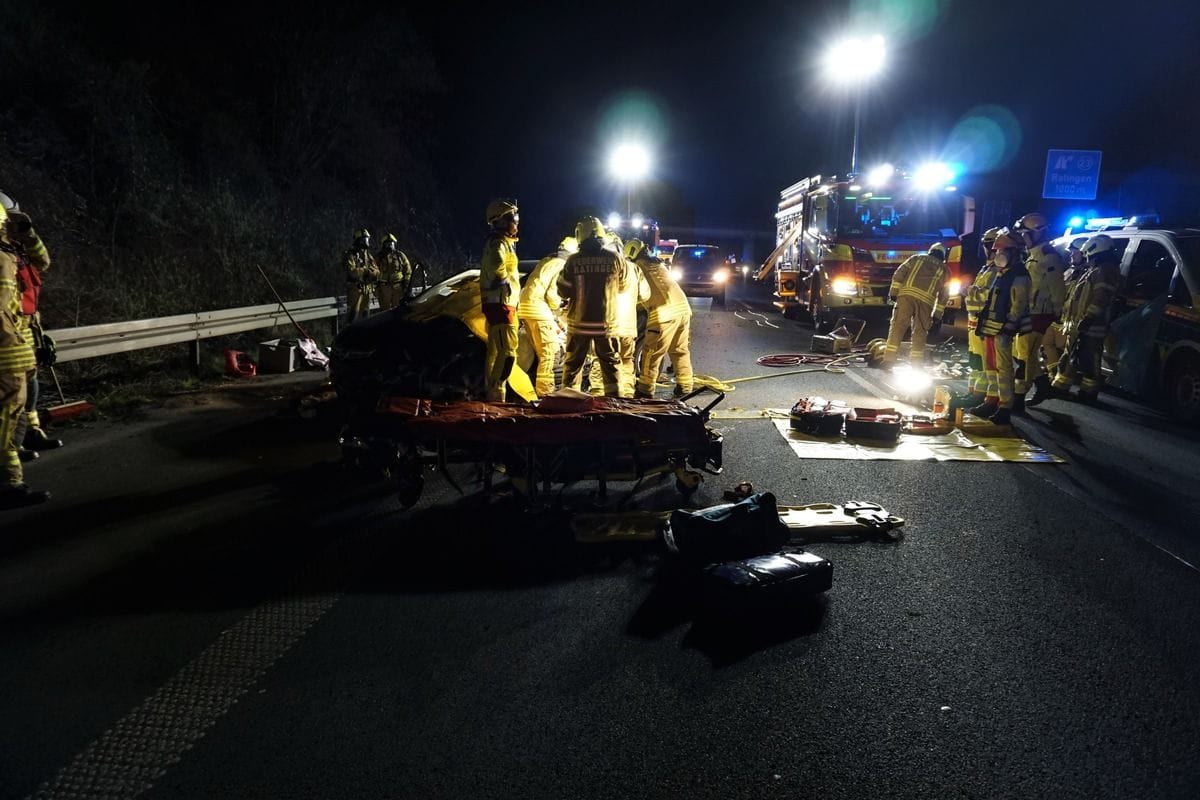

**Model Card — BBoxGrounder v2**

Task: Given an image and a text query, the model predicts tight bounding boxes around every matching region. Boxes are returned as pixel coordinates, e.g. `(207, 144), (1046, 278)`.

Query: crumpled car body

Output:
(330, 269), (537, 412)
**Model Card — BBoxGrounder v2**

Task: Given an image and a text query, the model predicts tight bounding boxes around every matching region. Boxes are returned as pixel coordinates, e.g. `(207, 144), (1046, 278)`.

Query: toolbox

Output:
(788, 397), (850, 436)
(844, 407), (903, 442)
(258, 339), (298, 373)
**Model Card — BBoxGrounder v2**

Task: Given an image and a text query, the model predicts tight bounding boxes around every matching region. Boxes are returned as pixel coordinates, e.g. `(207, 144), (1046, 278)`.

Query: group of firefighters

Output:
(342, 229), (415, 322)
(1, 193), (65, 511)
(882, 211), (1120, 425)
(477, 198), (694, 403)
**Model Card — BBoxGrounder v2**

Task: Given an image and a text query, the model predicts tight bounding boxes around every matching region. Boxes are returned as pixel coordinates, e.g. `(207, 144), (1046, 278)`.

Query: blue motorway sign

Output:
(1042, 149), (1103, 200)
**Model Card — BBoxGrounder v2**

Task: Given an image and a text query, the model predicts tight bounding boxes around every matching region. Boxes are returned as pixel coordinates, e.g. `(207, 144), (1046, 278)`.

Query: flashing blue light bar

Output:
(693, 249), (705, 257)
(1068, 216), (1084, 227)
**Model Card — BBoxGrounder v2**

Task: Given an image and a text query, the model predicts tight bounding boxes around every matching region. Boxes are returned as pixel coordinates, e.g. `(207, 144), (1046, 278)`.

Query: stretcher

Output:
(339, 388), (726, 508)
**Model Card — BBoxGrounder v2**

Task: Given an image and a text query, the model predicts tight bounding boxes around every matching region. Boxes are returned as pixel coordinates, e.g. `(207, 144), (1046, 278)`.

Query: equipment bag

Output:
(665, 491), (788, 565)
(702, 551), (833, 610)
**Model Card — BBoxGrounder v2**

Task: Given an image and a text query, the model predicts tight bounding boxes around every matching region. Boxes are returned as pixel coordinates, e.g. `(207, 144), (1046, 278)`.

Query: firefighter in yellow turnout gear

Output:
(518, 236), (577, 397)
(1012, 212), (1067, 410)
(0, 203), (50, 509)
(480, 199), (522, 402)
(1030, 241), (1086, 407)
(964, 228), (1002, 406)
(1052, 234), (1121, 402)
(343, 228), (380, 323)
(627, 240), (693, 398)
(971, 232), (1031, 425)
(558, 217), (628, 397)
(376, 234), (412, 310)
(882, 243), (950, 368)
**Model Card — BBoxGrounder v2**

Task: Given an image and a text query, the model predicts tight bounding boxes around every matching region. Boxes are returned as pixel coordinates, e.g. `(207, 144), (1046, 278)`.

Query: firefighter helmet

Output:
(1081, 234), (1119, 261)
(485, 198), (519, 225)
(383, 233), (397, 243)
(558, 236), (579, 255)
(928, 242), (948, 260)
(575, 216), (606, 242)
(865, 338), (888, 368)
(0, 191), (17, 212)
(353, 228), (370, 241)
(0, 203), (7, 227)
(1014, 212), (1049, 235)
(981, 226), (1004, 246)
(992, 232), (1022, 251)
(623, 239), (646, 261)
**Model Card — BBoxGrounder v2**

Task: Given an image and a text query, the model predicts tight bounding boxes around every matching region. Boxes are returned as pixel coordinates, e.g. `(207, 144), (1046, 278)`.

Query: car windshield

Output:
(1173, 236), (1200, 270)
(837, 190), (959, 239)
(673, 247), (723, 268)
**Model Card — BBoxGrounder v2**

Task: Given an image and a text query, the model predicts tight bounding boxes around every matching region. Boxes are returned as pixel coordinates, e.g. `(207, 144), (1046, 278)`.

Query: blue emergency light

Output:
(693, 249), (705, 257)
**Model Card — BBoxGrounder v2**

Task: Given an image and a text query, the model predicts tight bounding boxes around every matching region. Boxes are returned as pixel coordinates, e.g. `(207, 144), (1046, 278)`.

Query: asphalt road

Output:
(3, 281), (1200, 800)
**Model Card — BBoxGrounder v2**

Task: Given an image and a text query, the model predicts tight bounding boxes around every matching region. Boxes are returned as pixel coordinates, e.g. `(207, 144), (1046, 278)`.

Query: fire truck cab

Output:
(757, 169), (966, 332)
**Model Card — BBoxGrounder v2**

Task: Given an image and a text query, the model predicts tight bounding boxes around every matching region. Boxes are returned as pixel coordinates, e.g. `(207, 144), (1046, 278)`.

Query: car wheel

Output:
(811, 291), (832, 333)
(1165, 353), (1200, 422)
(713, 288), (726, 307)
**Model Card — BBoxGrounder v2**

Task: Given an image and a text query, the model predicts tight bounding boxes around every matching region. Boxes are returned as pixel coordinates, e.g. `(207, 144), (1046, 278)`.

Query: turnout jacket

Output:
(0, 242), (36, 376)
(557, 236), (629, 336)
(343, 248), (379, 286)
(480, 233), (520, 324)
(890, 254), (949, 309)
(977, 261), (1031, 337)
(517, 253), (567, 323)
(1062, 261), (1120, 338)
(638, 258), (691, 325)
(1024, 242), (1067, 322)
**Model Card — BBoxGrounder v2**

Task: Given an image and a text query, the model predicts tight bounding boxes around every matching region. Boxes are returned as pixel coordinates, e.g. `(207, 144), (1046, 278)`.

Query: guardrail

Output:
(46, 297), (342, 363)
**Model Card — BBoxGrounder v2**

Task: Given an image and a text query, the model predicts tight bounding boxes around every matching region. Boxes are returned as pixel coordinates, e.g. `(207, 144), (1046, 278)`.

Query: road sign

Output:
(1042, 149), (1103, 200)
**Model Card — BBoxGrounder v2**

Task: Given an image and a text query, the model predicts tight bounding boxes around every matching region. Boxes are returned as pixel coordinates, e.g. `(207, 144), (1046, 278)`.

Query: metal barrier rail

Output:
(46, 297), (341, 363)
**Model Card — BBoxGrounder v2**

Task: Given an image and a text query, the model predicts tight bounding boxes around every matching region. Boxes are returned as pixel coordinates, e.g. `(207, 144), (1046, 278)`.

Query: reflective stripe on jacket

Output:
(557, 238), (629, 336)
(0, 244), (36, 374)
(1026, 243), (1067, 317)
(890, 254), (947, 307)
(517, 254), (566, 322)
(965, 262), (996, 318)
(978, 262), (1031, 337)
(639, 260), (691, 325)
(480, 234), (520, 309)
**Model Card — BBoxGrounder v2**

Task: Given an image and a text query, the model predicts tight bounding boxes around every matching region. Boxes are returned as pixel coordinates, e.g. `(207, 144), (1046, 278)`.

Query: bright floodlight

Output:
(609, 144), (651, 181)
(914, 162), (956, 191)
(867, 163), (895, 187)
(607, 212), (623, 229)
(631, 214), (644, 229)
(823, 34), (886, 83)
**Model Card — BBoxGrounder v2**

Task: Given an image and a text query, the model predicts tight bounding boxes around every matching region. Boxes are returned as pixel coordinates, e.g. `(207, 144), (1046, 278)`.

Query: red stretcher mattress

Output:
(379, 396), (709, 447)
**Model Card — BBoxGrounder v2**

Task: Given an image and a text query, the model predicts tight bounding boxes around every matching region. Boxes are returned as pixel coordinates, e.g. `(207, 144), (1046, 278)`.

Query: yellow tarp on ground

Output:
(769, 417), (1064, 463)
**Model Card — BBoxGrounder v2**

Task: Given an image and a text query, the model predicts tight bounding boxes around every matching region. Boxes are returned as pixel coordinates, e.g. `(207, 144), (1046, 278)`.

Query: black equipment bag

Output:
(665, 492), (788, 565)
(702, 551), (833, 608)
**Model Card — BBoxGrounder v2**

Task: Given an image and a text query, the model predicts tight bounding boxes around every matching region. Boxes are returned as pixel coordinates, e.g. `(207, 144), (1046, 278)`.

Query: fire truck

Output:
(757, 166), (967, 332)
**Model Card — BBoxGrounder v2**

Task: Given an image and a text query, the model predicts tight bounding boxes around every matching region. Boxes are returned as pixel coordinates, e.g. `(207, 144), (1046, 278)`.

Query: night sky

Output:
(414, 0), (1200, 258)
(43, 0), (1200, 261)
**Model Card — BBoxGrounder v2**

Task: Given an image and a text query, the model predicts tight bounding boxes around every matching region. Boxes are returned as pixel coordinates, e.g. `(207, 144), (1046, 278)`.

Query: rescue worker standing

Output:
(558, 217), (627, 397)
(881, 243), (949, 368)
(1031, 240), (1086, 406)
(517, 236), (577, 397)
(0, 202), (50, 509)
(971, 232), (1031, 425)
(480, 199), (521, 402)
(963, 228), (1002, 407)
(628, 240), (693, 398)
(1012, 212), (1066, 409)
(0, 191), (61, 458)
(343, 228), (379, 323)
(375, 234), (412, 310)
(1051, 234), (1121, 403)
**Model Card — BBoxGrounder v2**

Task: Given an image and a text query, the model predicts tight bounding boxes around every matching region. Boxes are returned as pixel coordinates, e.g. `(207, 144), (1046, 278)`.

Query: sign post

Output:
(1042, 149), (1103, 200)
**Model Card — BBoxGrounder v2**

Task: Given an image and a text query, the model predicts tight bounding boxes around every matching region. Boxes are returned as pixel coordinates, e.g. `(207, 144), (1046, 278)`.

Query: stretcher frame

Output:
(340, 387), (726, 508)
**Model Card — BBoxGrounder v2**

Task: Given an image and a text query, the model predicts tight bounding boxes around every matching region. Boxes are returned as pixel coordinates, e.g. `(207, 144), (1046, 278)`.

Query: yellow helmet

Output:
(559, 236), (579, 254)
(485, 198), (518, 225)
(623, 238), (646, 260)
(0, 203), (7, 229)
(992, 232), (1022, 251)
(1013, 212), (1049, 235)
(383, 233), (398, 244)
(928, 242), (948, 260)
(575, 216), (606, 242)
(981, 226), (1004, 246)
(353, 228), (370, 242)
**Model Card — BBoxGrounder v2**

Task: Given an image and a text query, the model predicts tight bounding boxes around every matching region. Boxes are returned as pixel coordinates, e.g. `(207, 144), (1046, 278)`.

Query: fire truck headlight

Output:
(670, 267), (684, 282)
(831, 277), (857, 296)
(947, 278), (962, 296)
(713, 268), (731, 283)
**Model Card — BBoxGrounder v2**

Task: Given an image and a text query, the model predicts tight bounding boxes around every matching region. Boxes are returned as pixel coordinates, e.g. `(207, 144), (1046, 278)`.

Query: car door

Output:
(1106, 236), (1176, 393)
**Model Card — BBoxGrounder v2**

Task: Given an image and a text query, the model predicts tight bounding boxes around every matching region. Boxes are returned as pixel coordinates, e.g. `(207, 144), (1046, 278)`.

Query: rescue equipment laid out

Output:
(789, 397), (851, 436)
(844, 407), (904, 443)
(340, 387), (726, 507)
(665, 491), (789, 565)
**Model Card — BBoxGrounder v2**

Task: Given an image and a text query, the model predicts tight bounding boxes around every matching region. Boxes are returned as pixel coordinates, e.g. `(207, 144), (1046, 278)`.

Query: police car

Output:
(1053, 219), (1200, 421)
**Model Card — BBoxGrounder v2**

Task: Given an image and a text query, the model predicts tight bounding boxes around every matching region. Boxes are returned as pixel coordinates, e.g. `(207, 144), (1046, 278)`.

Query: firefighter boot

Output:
(17, 448), (38, 463)
(1011, 393), (1027, 415)
(1025, 375), (1056, 407)
(968, 400), (998, 419)
(0, 484), (51, 510)
(24, 427), (64, 451)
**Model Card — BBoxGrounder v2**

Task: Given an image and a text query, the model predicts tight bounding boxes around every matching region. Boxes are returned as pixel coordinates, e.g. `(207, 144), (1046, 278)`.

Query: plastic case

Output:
(258, 339), (298, 373)
(788, 397), (850, 437)
(844, 407), (902, 442)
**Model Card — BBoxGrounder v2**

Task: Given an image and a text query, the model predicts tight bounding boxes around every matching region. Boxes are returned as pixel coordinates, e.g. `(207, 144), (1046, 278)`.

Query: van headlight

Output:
(670, 268), (684, 281)
(713, 268), (730, 283)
